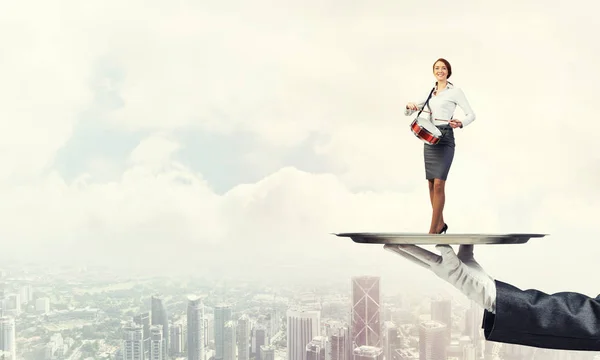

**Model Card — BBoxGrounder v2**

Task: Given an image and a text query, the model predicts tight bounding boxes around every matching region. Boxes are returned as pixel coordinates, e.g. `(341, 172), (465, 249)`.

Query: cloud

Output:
(0, 1), (97, 182)
(0, 132), (592, 292)
(0, 0), (599, 304)
(129, 134), (181, 167)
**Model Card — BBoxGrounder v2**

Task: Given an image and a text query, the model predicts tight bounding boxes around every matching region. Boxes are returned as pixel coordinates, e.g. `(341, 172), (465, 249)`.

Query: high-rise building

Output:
(0, 316), (16, 360)
(351, 276), (381, 348)
(237, 315), (250, 360)
(134, 312), (151, 360)
(382, 322), (399, 360)
(150, 325), (164, 360)
(327, 324), (350, 360)
(214, 305), (232, 360)
(223, 321), (237, 360)
(123, 323), (144, 360)
(151, 295), (169, 360)
(19, 285), (32, 305)
(205, 314), (214, 344)
(287, 309), (321, 360)
(260, 345), (275, 360)
(418, 320), (447, 360)
(170, 322), (184, 355)
(464, 300), (483, 358)
(187, 296), (206, 360)
(353, 346), (383, 360)
(46, 333), (64, 359)
(430, 300), (451, 343)
(1, 295), (20, 316)
(252, 326), (267, 360)
(35, 298), (50, 314)
(268, 309), (281, 336)
(306, 336), (327, 360)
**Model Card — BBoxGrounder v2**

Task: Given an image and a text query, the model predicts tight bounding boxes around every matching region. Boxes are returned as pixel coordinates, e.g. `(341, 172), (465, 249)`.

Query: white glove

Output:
(384, 244), (497, 313)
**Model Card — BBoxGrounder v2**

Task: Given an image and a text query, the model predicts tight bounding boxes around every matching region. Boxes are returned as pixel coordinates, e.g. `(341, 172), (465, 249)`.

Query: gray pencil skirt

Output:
(423, 126), (455, 180)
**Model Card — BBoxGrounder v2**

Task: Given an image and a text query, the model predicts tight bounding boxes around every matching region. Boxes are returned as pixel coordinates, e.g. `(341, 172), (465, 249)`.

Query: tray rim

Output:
(332, 232), (549, 245)
(334, 232), (549, 237)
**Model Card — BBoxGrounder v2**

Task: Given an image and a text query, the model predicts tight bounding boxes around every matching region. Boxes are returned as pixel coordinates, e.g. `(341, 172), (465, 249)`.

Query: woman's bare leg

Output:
(428, 178), (446, 234)
(428, 179), (434, 207)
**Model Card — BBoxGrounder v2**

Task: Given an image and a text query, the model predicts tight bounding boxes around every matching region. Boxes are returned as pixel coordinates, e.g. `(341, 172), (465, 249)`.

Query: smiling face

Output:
(433, 61), (448, 81)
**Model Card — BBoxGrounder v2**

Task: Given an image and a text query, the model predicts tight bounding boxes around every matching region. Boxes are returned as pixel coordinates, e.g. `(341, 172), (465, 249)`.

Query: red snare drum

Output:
(410, 117), (443, 145)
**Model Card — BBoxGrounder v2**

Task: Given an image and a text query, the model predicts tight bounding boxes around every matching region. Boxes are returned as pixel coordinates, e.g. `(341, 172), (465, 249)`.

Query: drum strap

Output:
(416, 86), (436, 120)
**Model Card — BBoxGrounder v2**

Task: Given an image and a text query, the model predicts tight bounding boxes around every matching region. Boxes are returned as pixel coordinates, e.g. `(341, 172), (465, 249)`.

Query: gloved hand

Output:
(383, 244), (497, 313)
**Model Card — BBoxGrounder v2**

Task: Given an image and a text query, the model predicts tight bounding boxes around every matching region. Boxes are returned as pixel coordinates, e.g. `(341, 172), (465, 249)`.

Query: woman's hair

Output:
(433, 58), (452, 79)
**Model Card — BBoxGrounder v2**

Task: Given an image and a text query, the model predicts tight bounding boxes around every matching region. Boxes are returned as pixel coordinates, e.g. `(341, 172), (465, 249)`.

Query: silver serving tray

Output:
(333, 232), (548, 245)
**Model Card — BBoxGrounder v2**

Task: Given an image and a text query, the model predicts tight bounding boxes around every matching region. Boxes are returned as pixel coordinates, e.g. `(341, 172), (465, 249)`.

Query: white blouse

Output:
(404, 83), (476, 127)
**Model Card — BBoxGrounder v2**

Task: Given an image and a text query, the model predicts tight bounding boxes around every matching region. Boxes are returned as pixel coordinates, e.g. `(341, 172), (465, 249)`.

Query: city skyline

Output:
(0, 268), (490, 360)
(2, 267), (594, 360)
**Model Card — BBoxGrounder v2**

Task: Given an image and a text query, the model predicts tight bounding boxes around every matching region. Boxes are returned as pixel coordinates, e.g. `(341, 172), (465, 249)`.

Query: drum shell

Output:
(410, 118), (442, 145)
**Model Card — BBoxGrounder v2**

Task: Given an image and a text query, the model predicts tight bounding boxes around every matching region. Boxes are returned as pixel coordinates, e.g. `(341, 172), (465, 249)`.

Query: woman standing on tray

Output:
(404, 58), (476, 234)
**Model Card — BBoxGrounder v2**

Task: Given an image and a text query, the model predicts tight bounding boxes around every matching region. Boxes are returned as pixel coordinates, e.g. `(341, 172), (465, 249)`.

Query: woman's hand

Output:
(449, 119), (463, 128)
(406, 102), (419, 111)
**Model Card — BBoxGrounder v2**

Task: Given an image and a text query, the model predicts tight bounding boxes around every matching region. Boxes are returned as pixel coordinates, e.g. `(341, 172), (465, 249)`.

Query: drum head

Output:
(416, 117), (441, 136)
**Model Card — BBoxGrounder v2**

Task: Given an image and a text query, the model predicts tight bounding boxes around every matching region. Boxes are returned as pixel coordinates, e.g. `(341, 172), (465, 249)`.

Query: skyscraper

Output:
(252, 326), (267, 360)
(123, 323), (144, 360)
(351, 276), (381, 348)
(287, 309), (320, 360)
(223, 321), (237, 360)
(327, 324), (350, 360)
(151, 295), (169, 360)
(306, 336), (327, 360)
(214, 305), (232, 360)
(150, 325), (164, 360)
(430, 299), (451, 343)
(260, 345), (275, 360)
(237, 315), (250, 360)
(19, 285), (32, 305)
(0, 316), (15, 360)
(134, 312), (151, 360)
(382, 322), (399, 360)
(187, 296), (206, 360)
(418, 320), (447, 360)
(170, 322), (184, 355)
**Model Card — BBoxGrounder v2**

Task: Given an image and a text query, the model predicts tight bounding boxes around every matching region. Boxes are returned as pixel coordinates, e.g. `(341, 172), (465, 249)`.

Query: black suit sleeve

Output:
(482, 280), (600, 351)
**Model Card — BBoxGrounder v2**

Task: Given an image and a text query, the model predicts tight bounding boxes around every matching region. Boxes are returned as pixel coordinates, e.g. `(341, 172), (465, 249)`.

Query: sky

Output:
(1, 0), (600, 297)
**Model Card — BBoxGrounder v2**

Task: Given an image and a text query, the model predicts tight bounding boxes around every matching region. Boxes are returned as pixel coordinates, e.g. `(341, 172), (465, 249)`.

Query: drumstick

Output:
(415, 109), (452, 122)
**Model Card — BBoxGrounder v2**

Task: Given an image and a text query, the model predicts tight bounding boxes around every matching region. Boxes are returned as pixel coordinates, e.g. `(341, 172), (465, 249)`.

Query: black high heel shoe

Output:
(437, 223), (448, 234)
